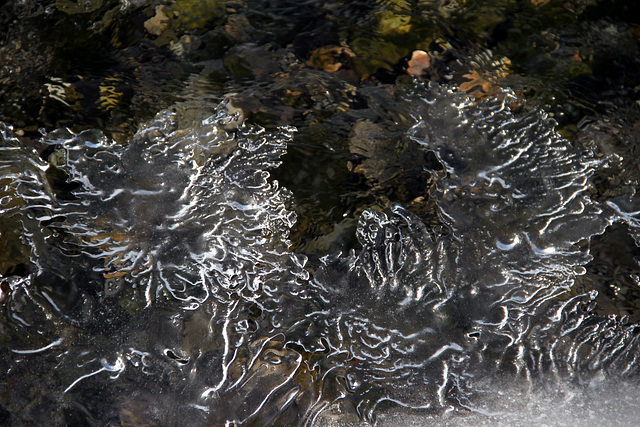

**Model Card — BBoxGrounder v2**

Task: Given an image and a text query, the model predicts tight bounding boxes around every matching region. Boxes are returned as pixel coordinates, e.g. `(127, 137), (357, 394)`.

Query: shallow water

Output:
(3, 0), (640, 425)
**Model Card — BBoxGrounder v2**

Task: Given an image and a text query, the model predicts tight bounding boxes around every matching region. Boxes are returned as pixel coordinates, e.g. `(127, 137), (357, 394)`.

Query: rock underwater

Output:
(2, 82), (640, 425)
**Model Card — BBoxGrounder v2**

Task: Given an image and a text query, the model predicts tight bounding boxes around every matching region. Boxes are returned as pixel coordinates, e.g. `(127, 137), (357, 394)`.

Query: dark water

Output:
(2, 0), (640, 425)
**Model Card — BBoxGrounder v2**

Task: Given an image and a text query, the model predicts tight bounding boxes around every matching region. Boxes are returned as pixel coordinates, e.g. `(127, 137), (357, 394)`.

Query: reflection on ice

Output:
(329, 379), (640, 426)
(495, 234), (520, 251)
(64, 356), (126, 394)
(52, 107), (299, 309)
(10, 337), (65, 354)
(3, 84), (640, 424)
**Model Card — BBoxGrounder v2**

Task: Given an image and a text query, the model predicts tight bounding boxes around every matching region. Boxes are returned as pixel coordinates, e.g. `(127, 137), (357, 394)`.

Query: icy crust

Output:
(51, 107), (301, 308)
(3, 84), (640, 425)
(304, 83), (640, 418)
(409, 85), (609, 288)
(306, 206), (470, 417)
(404, 84), (640, 399)
(0, 109), (314, 425)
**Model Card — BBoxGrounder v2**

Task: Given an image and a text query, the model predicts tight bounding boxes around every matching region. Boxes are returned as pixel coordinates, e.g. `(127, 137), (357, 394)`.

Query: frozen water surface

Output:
(2, 83), (640, 425)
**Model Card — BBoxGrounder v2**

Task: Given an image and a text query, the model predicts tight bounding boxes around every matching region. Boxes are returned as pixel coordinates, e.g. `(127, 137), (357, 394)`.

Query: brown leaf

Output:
(459, 70), (500, 99)
(144, 5), (170, 37)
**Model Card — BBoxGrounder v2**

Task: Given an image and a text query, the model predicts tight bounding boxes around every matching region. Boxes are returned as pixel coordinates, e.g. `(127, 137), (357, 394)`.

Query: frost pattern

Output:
(51, 108), (300, 307)
(0, 108), (313, 425)
(3, 85), (640, 425)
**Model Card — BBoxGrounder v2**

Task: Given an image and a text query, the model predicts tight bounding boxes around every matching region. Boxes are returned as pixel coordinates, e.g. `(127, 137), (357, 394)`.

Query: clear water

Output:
(3, 80), (640, 425)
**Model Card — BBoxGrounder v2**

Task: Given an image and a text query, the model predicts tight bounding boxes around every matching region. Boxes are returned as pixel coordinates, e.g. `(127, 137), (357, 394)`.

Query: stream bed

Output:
(2, 0), (640, 425)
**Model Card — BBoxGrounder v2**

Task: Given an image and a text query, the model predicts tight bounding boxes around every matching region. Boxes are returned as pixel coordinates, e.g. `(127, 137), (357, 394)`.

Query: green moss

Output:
(350, 37), (409, 79)
(567, 60), (592, 78)
(167, 0), (226, 33)
(376, 11), (412, 35)
(56, 0), (105, 15)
